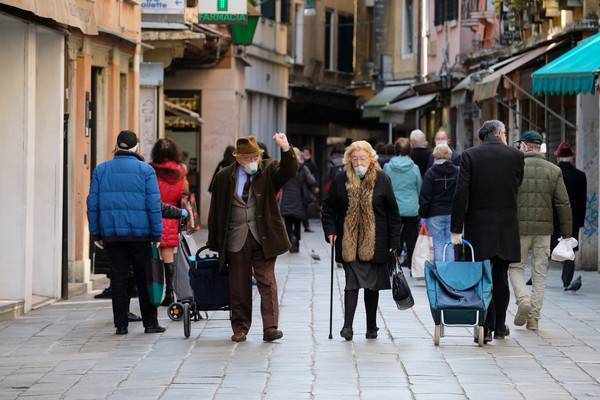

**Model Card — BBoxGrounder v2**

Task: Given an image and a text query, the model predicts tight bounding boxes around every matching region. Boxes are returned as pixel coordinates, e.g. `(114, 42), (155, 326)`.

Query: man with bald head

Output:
(428, 128), (461, 168)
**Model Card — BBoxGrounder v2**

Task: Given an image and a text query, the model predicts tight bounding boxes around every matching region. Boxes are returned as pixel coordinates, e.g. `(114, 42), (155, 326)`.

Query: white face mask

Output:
(243, 161), (258, 175)
(354, 165), (368, 178)
(435, 140), (447, 146)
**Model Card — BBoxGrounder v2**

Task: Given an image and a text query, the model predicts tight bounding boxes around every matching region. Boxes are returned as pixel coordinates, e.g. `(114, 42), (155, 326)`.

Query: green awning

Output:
(379, 94), (436, 124)
(532, 32), (600, 95)
(362, 86), (411, 118)
(450, 71), (489, 107)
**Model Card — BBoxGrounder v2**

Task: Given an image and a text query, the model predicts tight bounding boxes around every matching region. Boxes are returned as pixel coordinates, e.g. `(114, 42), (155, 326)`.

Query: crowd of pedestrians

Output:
(88, 120), (586, 345)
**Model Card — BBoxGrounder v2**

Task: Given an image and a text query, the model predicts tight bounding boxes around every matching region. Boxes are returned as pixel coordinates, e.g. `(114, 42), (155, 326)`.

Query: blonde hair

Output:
(344, 140), (378, 166)
(433, 143), (452, 160)
(293, 146), (301, 159)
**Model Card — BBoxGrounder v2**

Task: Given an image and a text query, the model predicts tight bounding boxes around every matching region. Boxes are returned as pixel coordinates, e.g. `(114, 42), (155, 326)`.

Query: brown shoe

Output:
(263, 327), (283, 341)
(514, 300), (531, 326)
(526, 318), (538, 331)
(231, 331), (247, 342)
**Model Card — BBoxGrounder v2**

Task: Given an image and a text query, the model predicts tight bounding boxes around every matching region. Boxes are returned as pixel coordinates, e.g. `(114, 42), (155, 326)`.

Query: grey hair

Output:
(410, 129), (428, 147)
(478, 120), (505, 141)
(558, 156), (574, 163)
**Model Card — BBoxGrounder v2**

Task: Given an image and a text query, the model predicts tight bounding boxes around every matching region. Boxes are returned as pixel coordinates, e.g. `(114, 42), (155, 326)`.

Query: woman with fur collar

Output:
(321, 141), (402, 341)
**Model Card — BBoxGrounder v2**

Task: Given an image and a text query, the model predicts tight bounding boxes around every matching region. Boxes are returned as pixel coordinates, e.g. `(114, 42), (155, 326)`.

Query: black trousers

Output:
(284, 217), (302, 243)
(105, 241), (158, 329)
(484, 256), (510, 331)
(400, 216), (420, 267)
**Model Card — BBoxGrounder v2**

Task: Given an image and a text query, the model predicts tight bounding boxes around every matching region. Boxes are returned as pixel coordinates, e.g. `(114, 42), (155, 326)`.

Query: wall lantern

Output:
(228, 2), (261, 45)
(440, 70), (452, 90)
(304, 0), (316, 16)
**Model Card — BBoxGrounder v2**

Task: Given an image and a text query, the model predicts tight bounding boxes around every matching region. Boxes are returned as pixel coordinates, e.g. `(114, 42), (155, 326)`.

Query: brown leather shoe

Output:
(263, 327), (283, 341)
(231, 331), (247, 342)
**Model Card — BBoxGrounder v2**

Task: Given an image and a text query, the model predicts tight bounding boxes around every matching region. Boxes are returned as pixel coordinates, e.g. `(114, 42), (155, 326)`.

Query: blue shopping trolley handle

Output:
(446, 239), (471, 246)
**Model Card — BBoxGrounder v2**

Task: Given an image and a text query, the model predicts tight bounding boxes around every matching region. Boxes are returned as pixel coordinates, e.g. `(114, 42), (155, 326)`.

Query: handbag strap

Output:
(183, 176), (190, 195)
(419, 224), (430, 237)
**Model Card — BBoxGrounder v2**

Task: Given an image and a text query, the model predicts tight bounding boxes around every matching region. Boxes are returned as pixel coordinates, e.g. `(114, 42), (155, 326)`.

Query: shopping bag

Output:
(146, 243), (165, 307)
(411, 225), (434, 280)
(181, 177), (201, 234)
(189, 246), (230, 310)
(551, 237), (577, 261)
(424, 258), (492, 311)
(173, 232), (194, 301)
(391, 254), (414, 310)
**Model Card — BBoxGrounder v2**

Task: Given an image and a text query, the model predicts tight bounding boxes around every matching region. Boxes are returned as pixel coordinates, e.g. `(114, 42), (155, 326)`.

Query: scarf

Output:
(341, 163), (379, 262)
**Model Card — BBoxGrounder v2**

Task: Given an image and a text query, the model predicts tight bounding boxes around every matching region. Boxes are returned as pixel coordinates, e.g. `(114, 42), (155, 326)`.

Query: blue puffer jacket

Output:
(87, 151), (162, 243)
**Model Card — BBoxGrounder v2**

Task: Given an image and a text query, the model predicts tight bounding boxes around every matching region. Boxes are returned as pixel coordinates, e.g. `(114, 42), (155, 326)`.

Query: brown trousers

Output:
(227, 234), (278, 334)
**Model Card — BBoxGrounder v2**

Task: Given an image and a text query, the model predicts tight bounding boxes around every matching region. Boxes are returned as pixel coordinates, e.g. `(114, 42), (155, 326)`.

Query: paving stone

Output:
(0, 220), (598, 398)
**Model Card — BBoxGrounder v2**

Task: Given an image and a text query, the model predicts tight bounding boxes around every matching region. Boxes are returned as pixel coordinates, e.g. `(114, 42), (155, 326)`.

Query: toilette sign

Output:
(198, 0), (249, 25)
(141, 0), (185, 14)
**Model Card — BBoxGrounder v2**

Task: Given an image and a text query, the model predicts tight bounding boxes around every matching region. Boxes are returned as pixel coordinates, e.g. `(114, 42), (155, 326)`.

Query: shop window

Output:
(338, 14), (354, 73)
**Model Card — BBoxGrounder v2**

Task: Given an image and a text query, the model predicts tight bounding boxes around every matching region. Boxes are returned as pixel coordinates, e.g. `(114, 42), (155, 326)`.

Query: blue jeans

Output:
(427, 215), (454, 262)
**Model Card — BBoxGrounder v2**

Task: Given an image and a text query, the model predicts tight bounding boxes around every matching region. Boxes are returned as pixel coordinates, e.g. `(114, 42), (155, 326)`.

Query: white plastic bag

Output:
(551, 237), (578, 262)
(411, 225), (434, 280)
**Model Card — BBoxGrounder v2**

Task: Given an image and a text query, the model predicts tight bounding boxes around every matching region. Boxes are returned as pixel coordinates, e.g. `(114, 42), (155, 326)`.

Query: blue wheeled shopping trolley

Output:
(424, 240), (492, 346)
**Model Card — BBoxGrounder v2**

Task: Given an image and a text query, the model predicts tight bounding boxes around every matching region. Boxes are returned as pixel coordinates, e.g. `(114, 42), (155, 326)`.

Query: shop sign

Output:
(198, 0), (248, 25)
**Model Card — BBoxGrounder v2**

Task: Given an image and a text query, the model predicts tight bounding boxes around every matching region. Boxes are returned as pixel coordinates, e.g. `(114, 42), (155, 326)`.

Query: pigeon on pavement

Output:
(311, 250), (321, 261)
(564, 275), (582, 294)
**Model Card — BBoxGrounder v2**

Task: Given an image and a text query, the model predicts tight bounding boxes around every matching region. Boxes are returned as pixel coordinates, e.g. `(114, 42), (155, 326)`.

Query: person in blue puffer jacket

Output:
(87, 130), (165, 336)
(383, 138), (422, 268)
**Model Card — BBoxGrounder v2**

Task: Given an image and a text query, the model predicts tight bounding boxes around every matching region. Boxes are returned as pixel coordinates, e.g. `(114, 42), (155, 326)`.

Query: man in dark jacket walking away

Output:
(409, 129), (431, 178)
(508, 131), (572, 332)
(451, 120), (524, 343)
(551, 142), (587, 288)
(87, 130), (165, 335)
(207, 134), (298, 342)
(419, 144), (459, 262)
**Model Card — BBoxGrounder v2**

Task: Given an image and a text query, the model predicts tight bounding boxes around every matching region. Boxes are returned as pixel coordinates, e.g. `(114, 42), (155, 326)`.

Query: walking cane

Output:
(329, 243), (334, 339)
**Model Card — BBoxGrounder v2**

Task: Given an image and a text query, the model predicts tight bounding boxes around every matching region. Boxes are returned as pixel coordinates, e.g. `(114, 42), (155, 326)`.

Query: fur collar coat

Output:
(321, 162), (402, 264)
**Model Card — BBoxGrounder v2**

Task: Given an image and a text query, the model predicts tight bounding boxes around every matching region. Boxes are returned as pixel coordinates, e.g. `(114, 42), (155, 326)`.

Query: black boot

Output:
(161, 262), (174, 306)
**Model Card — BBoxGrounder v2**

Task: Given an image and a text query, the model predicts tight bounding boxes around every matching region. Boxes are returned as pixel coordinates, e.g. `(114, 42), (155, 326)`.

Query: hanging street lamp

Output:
(304, 0), (317, 16)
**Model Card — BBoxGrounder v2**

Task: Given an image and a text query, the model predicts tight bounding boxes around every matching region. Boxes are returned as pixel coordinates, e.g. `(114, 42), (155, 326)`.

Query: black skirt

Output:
(344, 259), (391, 291)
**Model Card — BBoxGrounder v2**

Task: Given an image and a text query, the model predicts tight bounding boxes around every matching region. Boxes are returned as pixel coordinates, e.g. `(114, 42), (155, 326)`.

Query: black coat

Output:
(321, 170), (402, 264)
(411, 147), (432, 178)
(419, 161), (459, 218)
(451, 136), (524, 262)
(279, 165), (316, 219)
(552, 162), (587, 247)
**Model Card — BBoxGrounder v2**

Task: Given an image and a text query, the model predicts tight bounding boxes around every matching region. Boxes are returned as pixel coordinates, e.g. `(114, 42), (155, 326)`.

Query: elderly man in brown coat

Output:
(207, 134), (297, 342)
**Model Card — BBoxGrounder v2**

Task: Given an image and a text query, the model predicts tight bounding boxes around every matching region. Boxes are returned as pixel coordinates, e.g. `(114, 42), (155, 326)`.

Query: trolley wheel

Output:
(183, 303), (191, 338)
(167, 302), (185, 321)
(434, 325), (441, 346)
(477, 326), (484, 347)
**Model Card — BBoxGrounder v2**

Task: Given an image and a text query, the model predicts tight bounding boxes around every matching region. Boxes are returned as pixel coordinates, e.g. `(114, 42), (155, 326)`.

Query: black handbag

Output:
(392, 254), (414, 310)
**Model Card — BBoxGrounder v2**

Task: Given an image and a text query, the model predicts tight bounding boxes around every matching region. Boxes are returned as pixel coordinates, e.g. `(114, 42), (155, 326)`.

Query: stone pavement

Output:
(1, 220), (599, 400)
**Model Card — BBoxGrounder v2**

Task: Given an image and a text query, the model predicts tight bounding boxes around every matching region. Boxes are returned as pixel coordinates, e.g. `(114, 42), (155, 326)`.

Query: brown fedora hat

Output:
(232, 136), (264, 157)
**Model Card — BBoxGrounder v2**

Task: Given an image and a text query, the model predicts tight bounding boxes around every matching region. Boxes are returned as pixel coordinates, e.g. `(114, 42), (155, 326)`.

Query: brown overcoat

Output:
(207, 148), (298, 267)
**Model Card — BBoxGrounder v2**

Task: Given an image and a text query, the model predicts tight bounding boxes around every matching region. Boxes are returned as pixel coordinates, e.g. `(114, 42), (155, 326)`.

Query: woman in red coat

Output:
(150, 138), (187, 306)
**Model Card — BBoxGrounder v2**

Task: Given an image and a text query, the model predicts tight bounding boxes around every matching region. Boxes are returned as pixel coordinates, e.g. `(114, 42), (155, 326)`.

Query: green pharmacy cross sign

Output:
(198, 0), (249, 25)
(217, 0), (228, 11)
